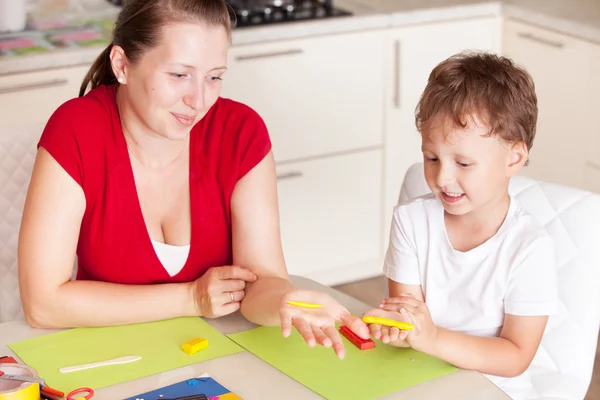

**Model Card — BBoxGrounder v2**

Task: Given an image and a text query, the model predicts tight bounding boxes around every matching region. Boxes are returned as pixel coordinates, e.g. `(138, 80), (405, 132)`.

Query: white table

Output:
(0, 276), (509, 399)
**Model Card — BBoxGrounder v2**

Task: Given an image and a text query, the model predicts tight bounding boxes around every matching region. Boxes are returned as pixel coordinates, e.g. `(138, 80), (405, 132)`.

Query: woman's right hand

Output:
(190, 265), (257, 318)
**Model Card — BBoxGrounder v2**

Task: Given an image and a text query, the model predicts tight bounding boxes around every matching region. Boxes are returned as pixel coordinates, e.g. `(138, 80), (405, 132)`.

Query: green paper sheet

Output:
(8, 317), (243, 393)
(228, 326), (458, 400)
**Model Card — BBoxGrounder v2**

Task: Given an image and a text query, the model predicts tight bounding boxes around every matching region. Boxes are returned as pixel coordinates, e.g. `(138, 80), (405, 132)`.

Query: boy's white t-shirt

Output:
(383, 194), (559, 400)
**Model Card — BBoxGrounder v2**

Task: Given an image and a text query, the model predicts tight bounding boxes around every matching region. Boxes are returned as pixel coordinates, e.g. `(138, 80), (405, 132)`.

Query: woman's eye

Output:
(169, 73), (187, 79)
(426, 157), (438, 162)
(457, 162), (470, 167)
(208, 75), (223, 82)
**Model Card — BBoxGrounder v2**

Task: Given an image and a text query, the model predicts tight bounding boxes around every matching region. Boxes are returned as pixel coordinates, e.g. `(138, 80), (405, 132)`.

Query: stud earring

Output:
(117, 76), (124, 83)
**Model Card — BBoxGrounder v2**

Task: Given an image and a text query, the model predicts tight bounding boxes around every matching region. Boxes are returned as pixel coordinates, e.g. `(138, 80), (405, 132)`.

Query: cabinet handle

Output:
(517, 32), (565, 49)
(393, 40), (401, 109)
(0, 78), (69, 94)
(276, 171), (303, 180)
(235, 49), (303, 61)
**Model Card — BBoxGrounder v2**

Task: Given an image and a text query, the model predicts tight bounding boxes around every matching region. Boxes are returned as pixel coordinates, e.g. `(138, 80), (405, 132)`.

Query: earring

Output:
(117, 76), (124, 83)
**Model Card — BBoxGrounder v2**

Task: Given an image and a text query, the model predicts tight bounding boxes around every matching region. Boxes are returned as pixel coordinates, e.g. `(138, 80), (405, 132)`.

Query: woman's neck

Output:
(116, 87), (189, 170)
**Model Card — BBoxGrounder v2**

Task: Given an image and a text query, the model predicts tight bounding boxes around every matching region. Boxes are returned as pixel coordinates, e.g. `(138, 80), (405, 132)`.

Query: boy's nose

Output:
(436, 166), (455, 188)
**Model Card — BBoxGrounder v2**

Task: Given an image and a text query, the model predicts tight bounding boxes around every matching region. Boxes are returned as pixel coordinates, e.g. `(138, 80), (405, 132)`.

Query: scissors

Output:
(0, 370), (64, 398)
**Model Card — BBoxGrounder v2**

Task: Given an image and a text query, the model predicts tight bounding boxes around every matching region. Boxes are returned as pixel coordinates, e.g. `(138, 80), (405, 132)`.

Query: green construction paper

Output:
(8, 317), (243, 393)
(228, 326), (458, 400)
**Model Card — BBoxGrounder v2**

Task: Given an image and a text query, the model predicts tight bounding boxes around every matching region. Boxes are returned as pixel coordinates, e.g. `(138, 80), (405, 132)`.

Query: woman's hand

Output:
(279, 289), (369, 360)
(362, 307), (412, 347)
(378, 294), (439, 353)
(190, 265), (257, 318)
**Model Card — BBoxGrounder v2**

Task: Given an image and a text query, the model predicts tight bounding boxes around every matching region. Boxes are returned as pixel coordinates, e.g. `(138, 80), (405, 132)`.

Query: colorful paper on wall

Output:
(228, 326), (458, 400)
(8, 317), (243, 393)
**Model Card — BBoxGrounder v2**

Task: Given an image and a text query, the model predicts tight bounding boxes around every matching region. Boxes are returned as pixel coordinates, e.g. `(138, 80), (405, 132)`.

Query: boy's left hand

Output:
(379, 293), (439, 354)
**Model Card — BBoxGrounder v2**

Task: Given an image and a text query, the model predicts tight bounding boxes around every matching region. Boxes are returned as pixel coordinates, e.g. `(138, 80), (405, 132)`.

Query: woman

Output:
(17, 0), (368, 359)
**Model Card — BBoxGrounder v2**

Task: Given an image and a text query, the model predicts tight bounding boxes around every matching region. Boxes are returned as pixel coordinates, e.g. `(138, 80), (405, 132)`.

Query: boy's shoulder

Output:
(504, 197), (554, 248)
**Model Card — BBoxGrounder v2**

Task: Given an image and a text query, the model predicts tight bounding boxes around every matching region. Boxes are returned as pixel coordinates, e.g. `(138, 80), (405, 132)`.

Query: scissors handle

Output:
(66, 387), (94, 400)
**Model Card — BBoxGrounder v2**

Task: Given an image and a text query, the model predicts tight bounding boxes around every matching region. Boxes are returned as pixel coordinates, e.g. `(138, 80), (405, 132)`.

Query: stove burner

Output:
(226, 0), (352, 28)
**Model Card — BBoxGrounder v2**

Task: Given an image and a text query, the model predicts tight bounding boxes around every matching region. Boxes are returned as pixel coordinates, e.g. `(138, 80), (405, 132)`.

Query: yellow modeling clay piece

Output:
(362, 316), (414, 330)
(181, 338), (208, 355)
(286, 300), (323, 309)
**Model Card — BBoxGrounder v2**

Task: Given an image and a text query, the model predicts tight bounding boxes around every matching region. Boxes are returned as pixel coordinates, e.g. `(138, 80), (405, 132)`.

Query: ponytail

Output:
(79, 43), (117, 97)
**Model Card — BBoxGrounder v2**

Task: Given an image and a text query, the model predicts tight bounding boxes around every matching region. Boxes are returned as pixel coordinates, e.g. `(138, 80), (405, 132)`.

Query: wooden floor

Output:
(333, 275), (600, 400)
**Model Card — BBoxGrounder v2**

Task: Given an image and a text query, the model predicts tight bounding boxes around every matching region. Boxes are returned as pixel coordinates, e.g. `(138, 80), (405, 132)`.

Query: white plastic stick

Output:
(59, 356), (141, 373)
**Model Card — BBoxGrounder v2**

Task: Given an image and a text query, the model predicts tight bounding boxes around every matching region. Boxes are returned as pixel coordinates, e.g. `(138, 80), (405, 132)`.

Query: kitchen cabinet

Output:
(221, 30), (385, 163)
(276, 149), (382, 282)
(583, 46), (600, 194)
(383, 17), (500, 250)
(0, 65), (90, 128)
(583, 163), (600, 194)
(503, 19), (593, 190)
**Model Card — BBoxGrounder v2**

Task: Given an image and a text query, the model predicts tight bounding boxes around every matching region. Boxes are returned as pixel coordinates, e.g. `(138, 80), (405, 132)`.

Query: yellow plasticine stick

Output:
(362, 316), (414, 330)
(286, 301), (323, 309)
(181, 338), (209, 355)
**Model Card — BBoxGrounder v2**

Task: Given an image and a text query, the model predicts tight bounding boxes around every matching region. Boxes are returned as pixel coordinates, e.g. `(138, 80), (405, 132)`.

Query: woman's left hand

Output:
(279, 289), (369, 360)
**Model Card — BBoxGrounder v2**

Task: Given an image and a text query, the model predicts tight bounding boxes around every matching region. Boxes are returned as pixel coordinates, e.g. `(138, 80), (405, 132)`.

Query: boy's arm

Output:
(388, 279), (424, 301)
(395, 233), (558, 377)
(429, 314), (548, 377)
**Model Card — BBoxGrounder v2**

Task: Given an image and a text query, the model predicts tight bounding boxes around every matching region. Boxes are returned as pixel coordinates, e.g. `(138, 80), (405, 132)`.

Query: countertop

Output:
(0, 0), (599, 76)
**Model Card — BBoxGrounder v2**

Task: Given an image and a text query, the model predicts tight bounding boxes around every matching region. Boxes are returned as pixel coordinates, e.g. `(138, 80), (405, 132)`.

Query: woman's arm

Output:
(18, 148), (197, 328)
(231, 151), (294, 326)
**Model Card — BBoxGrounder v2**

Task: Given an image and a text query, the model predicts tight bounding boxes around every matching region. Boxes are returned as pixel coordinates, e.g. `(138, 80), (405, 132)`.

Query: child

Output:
(364, 52), (559, 399)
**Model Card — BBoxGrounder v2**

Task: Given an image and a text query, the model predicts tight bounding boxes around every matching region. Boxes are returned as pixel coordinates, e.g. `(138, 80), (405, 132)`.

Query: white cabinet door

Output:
(583, 163), (600, 194)
(221, 30), (385, 163)
(0, 65), (91, 128)
(383, 17), (500, 248)
(503, 19), (593, 189)
(276, 149), (382, 279)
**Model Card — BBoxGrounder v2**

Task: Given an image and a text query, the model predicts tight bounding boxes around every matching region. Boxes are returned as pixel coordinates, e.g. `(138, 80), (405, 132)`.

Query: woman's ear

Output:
(508, 141), (528, 177)
(109, 45), (128, 84)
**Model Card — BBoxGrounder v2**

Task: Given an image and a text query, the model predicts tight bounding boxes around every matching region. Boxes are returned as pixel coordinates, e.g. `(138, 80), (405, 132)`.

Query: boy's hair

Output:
(415, 51), (538, 152)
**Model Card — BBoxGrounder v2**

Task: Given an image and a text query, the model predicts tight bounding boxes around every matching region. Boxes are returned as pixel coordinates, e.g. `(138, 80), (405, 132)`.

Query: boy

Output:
(364, 52), (559, 399)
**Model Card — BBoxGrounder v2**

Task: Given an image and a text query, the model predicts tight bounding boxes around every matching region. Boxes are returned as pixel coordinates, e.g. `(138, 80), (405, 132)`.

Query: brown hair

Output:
(415, 51), (538, 152)
(79, 0), (233, 97)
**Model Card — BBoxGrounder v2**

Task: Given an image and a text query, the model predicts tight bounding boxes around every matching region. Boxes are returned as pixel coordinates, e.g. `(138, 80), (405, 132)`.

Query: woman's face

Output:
(123, 22), (229, 140)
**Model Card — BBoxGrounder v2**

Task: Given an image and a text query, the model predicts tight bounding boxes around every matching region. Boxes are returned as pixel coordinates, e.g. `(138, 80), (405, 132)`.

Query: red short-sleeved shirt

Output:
(37, 84), (271, 284)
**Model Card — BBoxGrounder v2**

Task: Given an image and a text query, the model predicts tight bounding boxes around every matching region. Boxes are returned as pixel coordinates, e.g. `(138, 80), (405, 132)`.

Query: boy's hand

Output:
(361, 307), (411, 347)
(379, 293), (439, 353)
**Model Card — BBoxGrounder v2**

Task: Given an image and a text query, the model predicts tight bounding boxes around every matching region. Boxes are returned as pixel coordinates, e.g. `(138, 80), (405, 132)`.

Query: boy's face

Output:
(421, 114), (526, 217)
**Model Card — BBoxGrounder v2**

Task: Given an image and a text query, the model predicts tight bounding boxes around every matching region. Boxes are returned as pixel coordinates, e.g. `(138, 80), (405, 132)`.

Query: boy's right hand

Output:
(361, 308), (412, 347)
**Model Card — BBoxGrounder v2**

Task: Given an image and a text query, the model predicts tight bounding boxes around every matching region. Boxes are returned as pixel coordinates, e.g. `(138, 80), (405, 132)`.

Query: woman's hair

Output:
(79, 0), (232, 97)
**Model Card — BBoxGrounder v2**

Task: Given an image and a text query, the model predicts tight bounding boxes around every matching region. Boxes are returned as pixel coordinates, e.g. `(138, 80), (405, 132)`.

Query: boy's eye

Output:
(457, 162), (470, 167)
(208, 75), (223, 82)
(426, 157), (438, 162)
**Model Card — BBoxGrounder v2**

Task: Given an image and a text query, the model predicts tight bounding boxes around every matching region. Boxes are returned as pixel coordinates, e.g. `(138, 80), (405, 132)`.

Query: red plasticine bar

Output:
(339, 325), (375, 350)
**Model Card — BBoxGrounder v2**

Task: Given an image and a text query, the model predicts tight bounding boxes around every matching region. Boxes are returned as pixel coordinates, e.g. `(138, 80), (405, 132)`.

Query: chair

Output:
(0, 123), (44, 323)
(398, 162), (600, 399)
